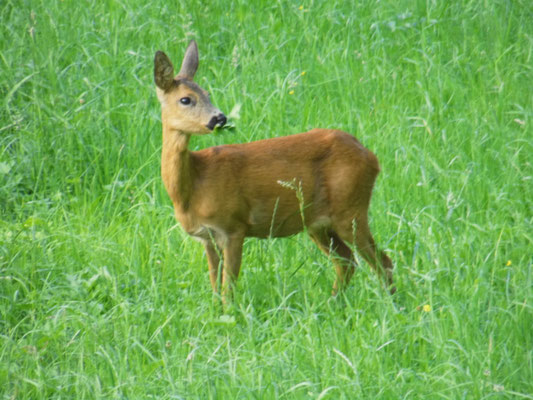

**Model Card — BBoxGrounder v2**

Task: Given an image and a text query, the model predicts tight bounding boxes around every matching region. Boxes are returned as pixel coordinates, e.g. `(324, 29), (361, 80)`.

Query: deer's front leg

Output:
(221, 233), (244, 306)
(204, 241), (222, 293)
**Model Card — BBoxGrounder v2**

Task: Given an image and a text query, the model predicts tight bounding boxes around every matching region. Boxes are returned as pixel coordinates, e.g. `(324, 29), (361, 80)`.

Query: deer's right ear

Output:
(177, 40), (199, 79)
(154, 51), (175, 91)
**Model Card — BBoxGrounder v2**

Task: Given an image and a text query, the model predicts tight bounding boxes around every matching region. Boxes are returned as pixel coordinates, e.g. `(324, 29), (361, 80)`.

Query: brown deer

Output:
(154, 40), (395, 306)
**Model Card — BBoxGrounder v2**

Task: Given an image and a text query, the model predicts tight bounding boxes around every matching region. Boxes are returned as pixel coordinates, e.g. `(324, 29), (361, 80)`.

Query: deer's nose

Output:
(216, 113), (227, 127)
(207, 113), (227, 130)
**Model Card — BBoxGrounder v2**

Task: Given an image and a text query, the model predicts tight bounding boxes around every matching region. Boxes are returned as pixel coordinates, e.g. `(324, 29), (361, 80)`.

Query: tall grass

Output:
(1, 0), (532, 398)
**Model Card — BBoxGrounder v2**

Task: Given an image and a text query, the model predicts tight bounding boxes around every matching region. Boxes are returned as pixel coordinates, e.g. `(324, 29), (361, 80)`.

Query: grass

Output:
(1, 0), (532, 398)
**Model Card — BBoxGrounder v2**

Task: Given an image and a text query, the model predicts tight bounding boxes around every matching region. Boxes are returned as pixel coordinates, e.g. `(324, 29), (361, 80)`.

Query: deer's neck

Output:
(161, 128), (194, 210)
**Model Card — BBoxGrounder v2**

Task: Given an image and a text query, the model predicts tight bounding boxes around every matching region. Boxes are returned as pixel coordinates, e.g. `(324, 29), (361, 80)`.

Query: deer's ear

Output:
(154, 51), (175, 91)
(177, 40), (199, 79)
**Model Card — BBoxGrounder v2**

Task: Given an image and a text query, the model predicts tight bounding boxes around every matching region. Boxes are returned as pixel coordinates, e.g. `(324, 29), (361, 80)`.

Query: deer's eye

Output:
(180, 97), (191, 105)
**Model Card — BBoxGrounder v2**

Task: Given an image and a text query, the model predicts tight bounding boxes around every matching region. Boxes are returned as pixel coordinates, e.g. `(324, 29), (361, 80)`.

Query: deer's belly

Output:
(187, 224), (228, 247)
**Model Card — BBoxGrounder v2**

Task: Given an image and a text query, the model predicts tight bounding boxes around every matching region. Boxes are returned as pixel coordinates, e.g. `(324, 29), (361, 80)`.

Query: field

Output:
(1, 0), (532, 398)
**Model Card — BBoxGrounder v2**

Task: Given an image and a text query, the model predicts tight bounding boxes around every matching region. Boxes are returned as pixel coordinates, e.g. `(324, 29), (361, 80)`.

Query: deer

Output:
(154, 40), (395, 307)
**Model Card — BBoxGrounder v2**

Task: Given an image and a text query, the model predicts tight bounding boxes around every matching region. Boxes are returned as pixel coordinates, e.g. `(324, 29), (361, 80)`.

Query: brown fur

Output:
(154, 41), (394, 305)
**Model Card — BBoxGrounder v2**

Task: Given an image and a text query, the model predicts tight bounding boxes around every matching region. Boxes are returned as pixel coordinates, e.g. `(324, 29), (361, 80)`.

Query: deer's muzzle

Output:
(207, 113), (227, 130)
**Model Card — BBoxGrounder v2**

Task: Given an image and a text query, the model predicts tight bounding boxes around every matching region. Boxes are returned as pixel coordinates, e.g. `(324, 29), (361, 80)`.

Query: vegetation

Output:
(1, 0), (532, 398)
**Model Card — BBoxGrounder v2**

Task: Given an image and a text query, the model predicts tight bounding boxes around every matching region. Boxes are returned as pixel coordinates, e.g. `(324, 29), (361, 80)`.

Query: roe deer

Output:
(154, 40), (395, 306)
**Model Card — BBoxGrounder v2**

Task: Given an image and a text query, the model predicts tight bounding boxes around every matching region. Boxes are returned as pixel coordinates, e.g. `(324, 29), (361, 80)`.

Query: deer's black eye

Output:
(180, 97), (191, 105)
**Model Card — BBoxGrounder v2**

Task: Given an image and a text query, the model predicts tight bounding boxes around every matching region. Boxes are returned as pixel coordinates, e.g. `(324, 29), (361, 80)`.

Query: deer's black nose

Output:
(207, 113), (227, 130)
(216, 113), (227, 127)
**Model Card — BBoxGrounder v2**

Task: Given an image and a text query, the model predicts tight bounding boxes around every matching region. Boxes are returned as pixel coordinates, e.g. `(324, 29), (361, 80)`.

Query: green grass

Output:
(1, 0), (532, 398)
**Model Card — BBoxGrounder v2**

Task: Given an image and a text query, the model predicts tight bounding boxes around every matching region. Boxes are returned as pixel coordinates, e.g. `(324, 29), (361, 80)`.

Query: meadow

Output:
(1, 0), (532, 398)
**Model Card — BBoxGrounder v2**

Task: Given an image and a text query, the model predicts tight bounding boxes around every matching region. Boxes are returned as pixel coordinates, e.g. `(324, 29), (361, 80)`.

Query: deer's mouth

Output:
(206, 113), (227, 130)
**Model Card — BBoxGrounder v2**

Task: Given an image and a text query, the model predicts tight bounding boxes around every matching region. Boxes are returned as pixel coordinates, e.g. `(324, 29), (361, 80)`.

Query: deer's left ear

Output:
(154, 51), (175, 91)
(177, 40), (199, 79)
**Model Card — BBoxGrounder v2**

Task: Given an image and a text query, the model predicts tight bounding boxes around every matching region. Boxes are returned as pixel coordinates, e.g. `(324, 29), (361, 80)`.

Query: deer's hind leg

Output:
(308, 227), (356, 295)
(334, 216), (395, 294)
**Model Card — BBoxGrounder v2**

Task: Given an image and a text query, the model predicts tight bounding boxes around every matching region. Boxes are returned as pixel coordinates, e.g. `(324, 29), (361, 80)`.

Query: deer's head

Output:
(154, 40), (226, 134)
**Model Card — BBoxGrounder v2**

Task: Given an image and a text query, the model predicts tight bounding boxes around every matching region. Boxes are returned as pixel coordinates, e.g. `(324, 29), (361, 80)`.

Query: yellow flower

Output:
(289, 90), (295, 95)
(506, 260), (512, 266)
(299, 5), (304, 10)
(423, 304), (431, 312)
(301, 71), (306, 76)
